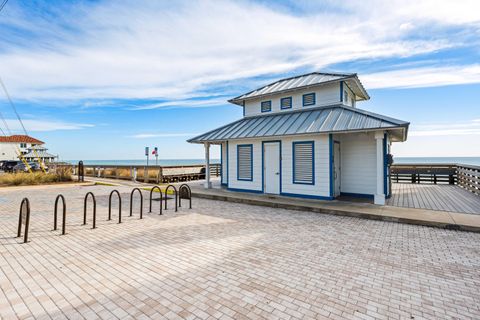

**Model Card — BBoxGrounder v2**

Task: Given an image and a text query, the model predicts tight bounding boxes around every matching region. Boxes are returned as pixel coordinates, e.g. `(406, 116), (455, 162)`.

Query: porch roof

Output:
(188, 104), (409, 144)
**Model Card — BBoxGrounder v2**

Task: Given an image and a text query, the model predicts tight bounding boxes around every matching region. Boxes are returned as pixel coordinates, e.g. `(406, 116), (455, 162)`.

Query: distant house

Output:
(188, 72), (409, 205)
(0, 135), (57, 163)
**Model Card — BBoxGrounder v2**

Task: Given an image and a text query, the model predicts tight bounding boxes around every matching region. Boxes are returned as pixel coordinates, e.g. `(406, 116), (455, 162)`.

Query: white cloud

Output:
(0, 0), (478, 102)
(131, 97), (228, 110)
(363, 64), (480, 89)
(130, 133), (199, 139)
(4, 119), (93, 132)
(409, 120), (480, 136)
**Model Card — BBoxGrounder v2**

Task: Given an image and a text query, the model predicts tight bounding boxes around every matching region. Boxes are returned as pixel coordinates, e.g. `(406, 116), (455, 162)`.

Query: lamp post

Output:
(145, 147), (149, 167)
(154, 147), (158, 166)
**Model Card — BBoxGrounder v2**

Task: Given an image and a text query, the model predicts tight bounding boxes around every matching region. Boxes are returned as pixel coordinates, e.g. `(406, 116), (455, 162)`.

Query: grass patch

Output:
(0, 171), (72, 186)
(142, 187), (176, 195)
(94, 182), (118, 186)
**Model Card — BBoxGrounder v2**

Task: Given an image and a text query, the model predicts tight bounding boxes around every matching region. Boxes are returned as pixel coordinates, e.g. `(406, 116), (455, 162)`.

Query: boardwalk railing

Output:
(457, 164), (480, 196)
(391, 163), (480, 196)
(55, 163), (221, 184)
(391, 164), (457, 184)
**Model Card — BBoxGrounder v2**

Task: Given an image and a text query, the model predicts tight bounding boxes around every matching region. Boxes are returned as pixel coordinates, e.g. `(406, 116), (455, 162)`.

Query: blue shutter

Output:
(261, 101), (271, 112)
(302, 93), (315, 106)
(237, 144), (253, 181)
(281, 97), (292, 109)
(293, 141), (314, 184)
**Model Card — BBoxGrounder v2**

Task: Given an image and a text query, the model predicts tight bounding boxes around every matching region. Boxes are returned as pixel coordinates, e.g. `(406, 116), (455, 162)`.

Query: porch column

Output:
(374, 131), (385, 205)
(204, 142), (212, 189)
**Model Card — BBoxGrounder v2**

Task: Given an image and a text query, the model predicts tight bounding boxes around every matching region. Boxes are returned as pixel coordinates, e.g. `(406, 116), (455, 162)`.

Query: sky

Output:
(0, 0), (479, 160)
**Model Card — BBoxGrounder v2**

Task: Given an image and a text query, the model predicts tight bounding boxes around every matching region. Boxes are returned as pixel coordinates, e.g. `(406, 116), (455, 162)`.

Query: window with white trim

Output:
(344, 90), (349, 104)
(302, 93), (315, 106)
(261, 101), (271, 112)
(237, 144), (253, 181)
(293, 141), (314, 184)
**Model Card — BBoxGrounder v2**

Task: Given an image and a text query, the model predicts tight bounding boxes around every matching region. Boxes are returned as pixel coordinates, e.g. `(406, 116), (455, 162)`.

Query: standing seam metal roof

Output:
(188, 104), (409, 143)
(229, 72), (369, 104)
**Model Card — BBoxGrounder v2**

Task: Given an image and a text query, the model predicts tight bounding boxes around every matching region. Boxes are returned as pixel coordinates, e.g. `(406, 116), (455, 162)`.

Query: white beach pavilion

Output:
(188, 72), (409, 205)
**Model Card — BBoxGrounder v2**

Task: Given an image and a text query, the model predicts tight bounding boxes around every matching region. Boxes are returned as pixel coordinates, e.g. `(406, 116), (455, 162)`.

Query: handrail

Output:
(108, 190), (122, 223)
(165, 185), (178, 212)
(83, 192), (97, 229)
(179, 184), (192, 209)
(53, 194), (67, 235)
(149, 186), (163, 215)
(130, 188), (143, 219)
(457, 163), (480, 196)
(17, 198), (31, 243)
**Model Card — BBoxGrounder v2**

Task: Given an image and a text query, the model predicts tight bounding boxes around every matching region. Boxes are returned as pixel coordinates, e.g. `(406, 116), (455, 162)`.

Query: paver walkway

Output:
(0, 184), (479, 319)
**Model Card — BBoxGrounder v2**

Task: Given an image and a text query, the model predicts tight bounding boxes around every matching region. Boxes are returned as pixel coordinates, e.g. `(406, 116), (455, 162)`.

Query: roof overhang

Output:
(188, 104), (409, 144)
(228, 73), (370, 106)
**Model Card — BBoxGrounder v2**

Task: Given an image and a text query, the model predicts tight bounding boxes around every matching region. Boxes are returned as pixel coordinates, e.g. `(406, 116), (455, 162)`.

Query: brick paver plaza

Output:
(0, 184), (479, 319)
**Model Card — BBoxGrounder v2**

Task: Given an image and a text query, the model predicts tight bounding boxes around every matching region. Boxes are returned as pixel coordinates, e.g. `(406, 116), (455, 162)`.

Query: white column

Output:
(204, 142), (212, 189)
(374, 131), (385, 205)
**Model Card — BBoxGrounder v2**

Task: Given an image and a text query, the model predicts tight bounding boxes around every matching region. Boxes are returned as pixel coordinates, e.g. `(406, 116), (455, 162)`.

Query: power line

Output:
(0, 0), (8, 13)
(0, 77), (29, 135)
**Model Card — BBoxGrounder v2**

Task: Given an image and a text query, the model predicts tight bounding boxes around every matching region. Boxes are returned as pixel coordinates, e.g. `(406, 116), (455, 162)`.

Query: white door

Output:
(333, 142), (341, 197)
(264, 142), (280, 194)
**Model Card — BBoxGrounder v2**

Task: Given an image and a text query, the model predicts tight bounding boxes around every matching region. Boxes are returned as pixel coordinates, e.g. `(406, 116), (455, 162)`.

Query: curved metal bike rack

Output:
(164, 184), (178, 212)
(149, 186), (163, 215)
(179, 184), (192, 209)
(53, 194), (67, 235)
(83, 192), (97, 229)
(17, 198), (31, 243)
(108, 190), (122, 223)
(130, 188), (143, 219)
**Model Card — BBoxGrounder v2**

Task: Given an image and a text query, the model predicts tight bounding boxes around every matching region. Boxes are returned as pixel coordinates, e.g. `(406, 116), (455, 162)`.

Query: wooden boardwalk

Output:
(387, 183), (480, 214)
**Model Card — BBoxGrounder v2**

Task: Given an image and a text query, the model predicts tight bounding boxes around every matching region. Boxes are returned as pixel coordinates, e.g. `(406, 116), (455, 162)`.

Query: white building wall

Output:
(335, 132), (377, 195)
(243, 82), (342, 117)
(342, 83), (356, 107)
(280, 135), (331, 198)
(0, 143), (21, 161)
(227, 134), (331, 198)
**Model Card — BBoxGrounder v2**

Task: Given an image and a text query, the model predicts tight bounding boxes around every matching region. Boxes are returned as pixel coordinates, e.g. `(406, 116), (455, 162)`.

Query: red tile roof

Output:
(0, 135), (44, 144)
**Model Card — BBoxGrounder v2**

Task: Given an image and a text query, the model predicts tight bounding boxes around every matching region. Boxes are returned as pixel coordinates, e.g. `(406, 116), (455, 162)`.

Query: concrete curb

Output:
(192, 191), (480, 233)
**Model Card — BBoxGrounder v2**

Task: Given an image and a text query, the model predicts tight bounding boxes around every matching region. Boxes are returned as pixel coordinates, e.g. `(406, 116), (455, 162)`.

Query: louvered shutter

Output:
(261, 101), (271, 112)
(293, 142), (314, 184)
(302, 93), (315, 106)
(281, 97), (292, 109)
(237, 145), (252, 180)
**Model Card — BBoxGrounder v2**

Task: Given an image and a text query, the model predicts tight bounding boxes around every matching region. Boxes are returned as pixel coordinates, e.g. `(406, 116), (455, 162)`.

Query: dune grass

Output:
(0, 171), (72, 186)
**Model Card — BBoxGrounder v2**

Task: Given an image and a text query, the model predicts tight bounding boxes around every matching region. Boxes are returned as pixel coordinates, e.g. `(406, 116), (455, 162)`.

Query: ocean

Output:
(65, 157), (480, 166)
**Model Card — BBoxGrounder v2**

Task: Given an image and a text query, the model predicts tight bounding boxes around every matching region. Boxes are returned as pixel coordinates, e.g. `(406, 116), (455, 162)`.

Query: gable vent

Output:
(281, 97), (292, 109)
(261, 101), (271, 112)
(237, 144), (253, 181)
(293, 142), (314, 184)
(302, 93), (315, 106)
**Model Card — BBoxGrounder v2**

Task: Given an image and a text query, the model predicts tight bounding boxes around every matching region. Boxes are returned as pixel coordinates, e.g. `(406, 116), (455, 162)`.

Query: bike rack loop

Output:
(53, 194), (67, 235)
(164, 184), (178, 212)
(149, 186), (163, 215)
(108, 190), (122, 223)
(83, 192), (97, 229)
(17, 198), (31, 243)
(129, 188), (143, 219)
(178, 184), (192, 209)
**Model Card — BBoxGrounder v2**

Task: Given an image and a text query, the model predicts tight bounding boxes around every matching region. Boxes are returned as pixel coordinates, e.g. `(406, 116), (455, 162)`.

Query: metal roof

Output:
(23, 151), (56, 158)
(188, 105), (409, 143)
(229, 72), (369, 105)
